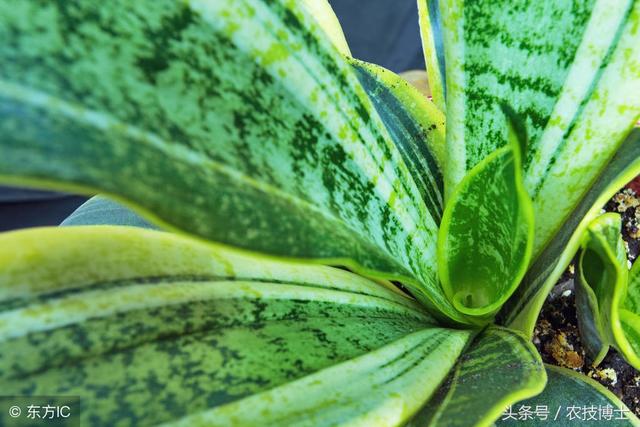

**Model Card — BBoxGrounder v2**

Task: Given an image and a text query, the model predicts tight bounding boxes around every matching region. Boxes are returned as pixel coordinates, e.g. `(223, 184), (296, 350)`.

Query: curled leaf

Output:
(575, 213), (640, 369)
(438, 112), (534, 317)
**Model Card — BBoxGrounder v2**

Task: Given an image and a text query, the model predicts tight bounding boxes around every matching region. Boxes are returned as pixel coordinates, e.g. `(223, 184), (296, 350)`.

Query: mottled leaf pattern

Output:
(406, 327), (545, 427)
(350, 59), (446, 223)
(166, 328), (470, 426)
(0, 226), (474, 426)
(0, 0), (465, 322)
(500, 130), (640, 336)
(0, 2), (638, 425)
(425, 0), (640, 252)
(438, 116), (533, 317)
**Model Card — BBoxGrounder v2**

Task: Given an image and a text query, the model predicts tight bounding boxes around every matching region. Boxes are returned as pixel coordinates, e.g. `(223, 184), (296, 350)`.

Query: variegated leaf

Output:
(499, 129), (640, 336)
(299, 0), (351, 56)
(420, 0), (640, 257)
(406, 327), (546, 427)
(350, 58), (446, 223)
(0, 0), (464, 323)
(0, 226), (474, 427)
(573, 213), (638, 367)
(438, 111), (533, 317)
(417, 0), (446, 111)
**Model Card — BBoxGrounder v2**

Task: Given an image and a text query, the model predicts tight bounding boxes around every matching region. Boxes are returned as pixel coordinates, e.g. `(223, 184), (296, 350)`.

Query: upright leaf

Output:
(299, 0), (351, 56)
(424, 0), (640, 252)
(406, 327), (546, 427)
(499, 130), (640, 336)
(350, 59), (446, 222)
(0, 0), (464, 323)
(574, 213), (637, 367)
(596, 237), (640, 370)
(438, 112), (533, 317)
(0, 226), (473, 426)
(417, 0), (446, 111)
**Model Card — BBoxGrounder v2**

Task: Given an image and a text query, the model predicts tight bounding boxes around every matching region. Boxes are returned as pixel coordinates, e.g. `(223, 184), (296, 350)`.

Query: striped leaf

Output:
(422, 0), (640, 254)
(169, 328), (469, 426)
(0, 225), (475, 426)
(499, 129), (640, 336)
(417, 0), (446, 111)
(497, 365), (640, 426)
(573, 213), (640, 368)
(0, 0), (464, 323)
(350, 59), (446, 222)
(438, 113), (534, 317)
(406, 327), (546, 427)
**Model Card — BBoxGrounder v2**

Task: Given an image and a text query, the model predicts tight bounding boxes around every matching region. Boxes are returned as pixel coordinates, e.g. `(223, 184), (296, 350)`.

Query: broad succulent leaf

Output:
(499, 129), (640, 336)
(420, 0), (640, 257)
(406, 327), (546, 427)
(58, 197), (550, 426)
(497, 365), (640, 426)
(0, 226), (476, 426)
(350, 58), (446, 221)
(438, 113), (534, 317)
(0, 1), (639, 426)
(0, 0), (467, 323)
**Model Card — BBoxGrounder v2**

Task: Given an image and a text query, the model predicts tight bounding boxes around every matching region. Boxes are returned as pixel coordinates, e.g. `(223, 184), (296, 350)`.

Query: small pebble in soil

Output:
(534, 177), (640, 416)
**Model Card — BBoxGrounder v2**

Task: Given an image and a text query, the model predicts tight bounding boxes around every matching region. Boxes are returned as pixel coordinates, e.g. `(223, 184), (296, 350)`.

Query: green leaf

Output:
(170, 327), (470, 427)
(0, 0), (464, 323)
(61, 195), (157, 228)
(497, 365), (640, 426)
(428, 0), (640, 250)
(438, 113), (534, 317)
(406, 326), (546, 427)
(623, 213), (640, 321)
(612, 238), (640, 369)
(499, 129), (640, 336)
(417, 0), (446, 111)
(0, 225), (473, 426)
(625, 255), (640, 315)
(299, 0), (351, 56)
(350, 58), (446, 222)
(573, 213), (640, 368)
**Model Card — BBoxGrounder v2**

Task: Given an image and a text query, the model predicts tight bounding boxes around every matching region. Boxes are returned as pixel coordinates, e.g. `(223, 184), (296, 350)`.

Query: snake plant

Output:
(0, 0), (639, 425)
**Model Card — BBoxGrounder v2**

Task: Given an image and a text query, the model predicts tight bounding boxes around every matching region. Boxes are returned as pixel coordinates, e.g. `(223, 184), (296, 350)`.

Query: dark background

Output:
(0, 0), (424, 231)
